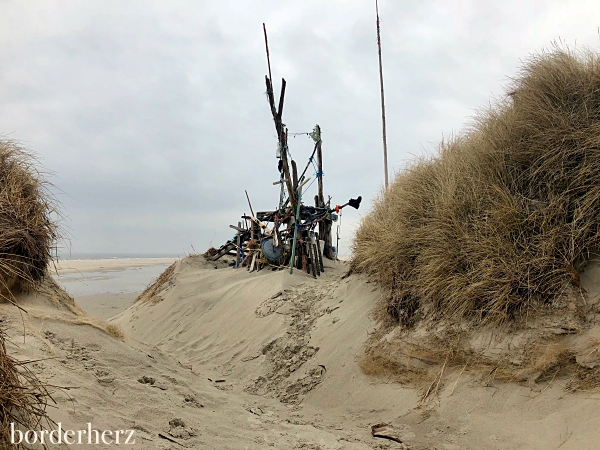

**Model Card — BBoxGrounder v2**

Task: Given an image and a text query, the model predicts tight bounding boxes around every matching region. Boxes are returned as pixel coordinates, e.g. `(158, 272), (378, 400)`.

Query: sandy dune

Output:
(2, 257), (600, 449)
(113, 256), (600, 449)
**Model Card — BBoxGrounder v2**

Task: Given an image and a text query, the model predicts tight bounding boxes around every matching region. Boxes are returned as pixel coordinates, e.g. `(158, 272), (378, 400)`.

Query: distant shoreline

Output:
(52, 257), (178, 275)
(57, 252), (182, 261)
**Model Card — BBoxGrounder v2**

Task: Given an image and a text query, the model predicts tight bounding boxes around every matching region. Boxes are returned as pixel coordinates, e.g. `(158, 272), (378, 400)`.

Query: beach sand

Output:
(54, 258), (178, 275)
(2, 256), (599, 449)
(51, 258), (177, 320)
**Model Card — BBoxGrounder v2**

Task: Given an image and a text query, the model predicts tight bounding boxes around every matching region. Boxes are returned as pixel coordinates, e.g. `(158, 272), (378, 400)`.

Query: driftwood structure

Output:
(210, 25), (361, 277)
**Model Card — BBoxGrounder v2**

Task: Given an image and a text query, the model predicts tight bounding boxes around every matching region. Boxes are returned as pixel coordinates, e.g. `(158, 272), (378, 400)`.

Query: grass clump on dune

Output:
(136, 261), (177, 304)
(352, 46), (600, 327)
(0, 139), (59, 300)
(0, 328), (54, 450)
(0, 138), (60, 447)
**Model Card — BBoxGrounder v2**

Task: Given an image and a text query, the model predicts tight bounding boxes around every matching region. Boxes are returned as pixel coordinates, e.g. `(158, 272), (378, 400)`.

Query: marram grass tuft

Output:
(352, 46), (600, 326)
(0, 137), (60, 447)
(0, 138), (59, 300)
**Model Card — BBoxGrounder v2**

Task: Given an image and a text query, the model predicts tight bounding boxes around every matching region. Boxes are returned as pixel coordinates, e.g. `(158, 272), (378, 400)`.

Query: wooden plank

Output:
(314, 233), (324, 273)
(211, 242), (235, 261)
(230, 224), (246, 233)
(235, 221), (241, 268)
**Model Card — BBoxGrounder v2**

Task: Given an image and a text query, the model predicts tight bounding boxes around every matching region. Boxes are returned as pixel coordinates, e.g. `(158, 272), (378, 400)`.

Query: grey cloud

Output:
(1, 0), (598, 255)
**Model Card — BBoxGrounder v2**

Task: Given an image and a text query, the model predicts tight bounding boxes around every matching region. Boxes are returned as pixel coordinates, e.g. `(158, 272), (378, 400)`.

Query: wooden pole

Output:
(265, 76), (296, 208)
(235, 221), (242, 268)
(263, 23), (273, 83)
(289, 179), (304, 274)
(291, 160), (298, 191)
(277, 79), (286, 119)
(298, 140), (319, 182)
(245, 190), (256, 240)
(316, 125), (324, 206)
(376, 0), (389, 189)
(316, 127), (325, 246)
(245, 190), (255, 217)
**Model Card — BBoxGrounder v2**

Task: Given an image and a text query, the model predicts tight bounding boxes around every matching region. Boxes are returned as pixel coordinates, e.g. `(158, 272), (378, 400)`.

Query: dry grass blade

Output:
(0, 328), (55, 449)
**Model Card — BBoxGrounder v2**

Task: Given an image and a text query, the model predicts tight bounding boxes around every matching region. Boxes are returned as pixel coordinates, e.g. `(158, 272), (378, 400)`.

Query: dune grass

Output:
(352, 46), (600, 327)
(0, 328), (54, 450)
(135, 261), (177, 304)
(0, 138), (60, 447)
(0, 139), (59, 300)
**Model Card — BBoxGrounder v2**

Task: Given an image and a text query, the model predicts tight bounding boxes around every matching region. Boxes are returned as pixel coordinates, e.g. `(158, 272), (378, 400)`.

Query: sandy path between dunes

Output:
(6, 255), (600, 448)
(3, 276), (373, 450)
(113, 256), (600, 450)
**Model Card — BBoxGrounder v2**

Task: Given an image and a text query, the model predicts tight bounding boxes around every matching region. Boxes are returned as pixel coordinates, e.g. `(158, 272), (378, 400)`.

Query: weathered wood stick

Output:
(245, 190), (255, 218)
(298, 140), (319, 182)
(316, 126), (324, 206)
(316, 128), (325, 243)
(277, 78), (286, 119)
(229, 224), (246, 233)
(262, 23), (273, 83)
(289, 178), (304, 274)
(265, 76), (296, 207)
(313, 234), (324, 273)
(298, 177), (311, 189)
(265, 76), (278, 119)
(211, 243), (235, 261)
(280, 129), (296, 208)
(291, 160), (298, 190)
(235, 221), (242, 268)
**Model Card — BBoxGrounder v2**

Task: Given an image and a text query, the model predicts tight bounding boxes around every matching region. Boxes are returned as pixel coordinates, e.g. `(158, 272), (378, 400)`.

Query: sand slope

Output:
(4, 259), (600, 448)
(2, 274), (373, 449)
(111, 256), (600, 449)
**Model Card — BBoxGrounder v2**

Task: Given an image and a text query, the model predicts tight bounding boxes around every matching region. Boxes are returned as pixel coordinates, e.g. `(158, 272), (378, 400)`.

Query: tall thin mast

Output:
(376, 0), (389, 189)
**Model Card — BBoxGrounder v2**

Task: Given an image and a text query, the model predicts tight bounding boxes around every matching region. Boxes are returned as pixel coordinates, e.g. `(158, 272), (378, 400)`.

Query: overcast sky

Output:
(0, 0), (598, 257)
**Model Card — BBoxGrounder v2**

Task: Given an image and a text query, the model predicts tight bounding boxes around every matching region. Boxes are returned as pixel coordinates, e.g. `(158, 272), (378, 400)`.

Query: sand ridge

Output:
(3, 257), (600, 448)
(113, 256), (600, 449)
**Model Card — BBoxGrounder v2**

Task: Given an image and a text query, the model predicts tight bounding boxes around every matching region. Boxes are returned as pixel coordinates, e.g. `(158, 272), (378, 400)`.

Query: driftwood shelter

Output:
(210, 26), (361, 277)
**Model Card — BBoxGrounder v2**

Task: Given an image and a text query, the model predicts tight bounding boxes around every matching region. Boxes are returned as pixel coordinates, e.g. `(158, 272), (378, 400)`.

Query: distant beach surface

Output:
(52, 255), (178, 320)
(58, 252), (181, 260)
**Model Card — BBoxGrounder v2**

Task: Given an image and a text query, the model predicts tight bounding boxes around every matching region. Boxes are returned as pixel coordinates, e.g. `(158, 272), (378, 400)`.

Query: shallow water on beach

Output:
(51, 263), (175, 320)
(52, 264), (172, 295)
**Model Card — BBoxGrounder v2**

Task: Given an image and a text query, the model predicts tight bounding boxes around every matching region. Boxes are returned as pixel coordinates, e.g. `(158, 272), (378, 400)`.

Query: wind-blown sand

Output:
(2, 256), (600, 448)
